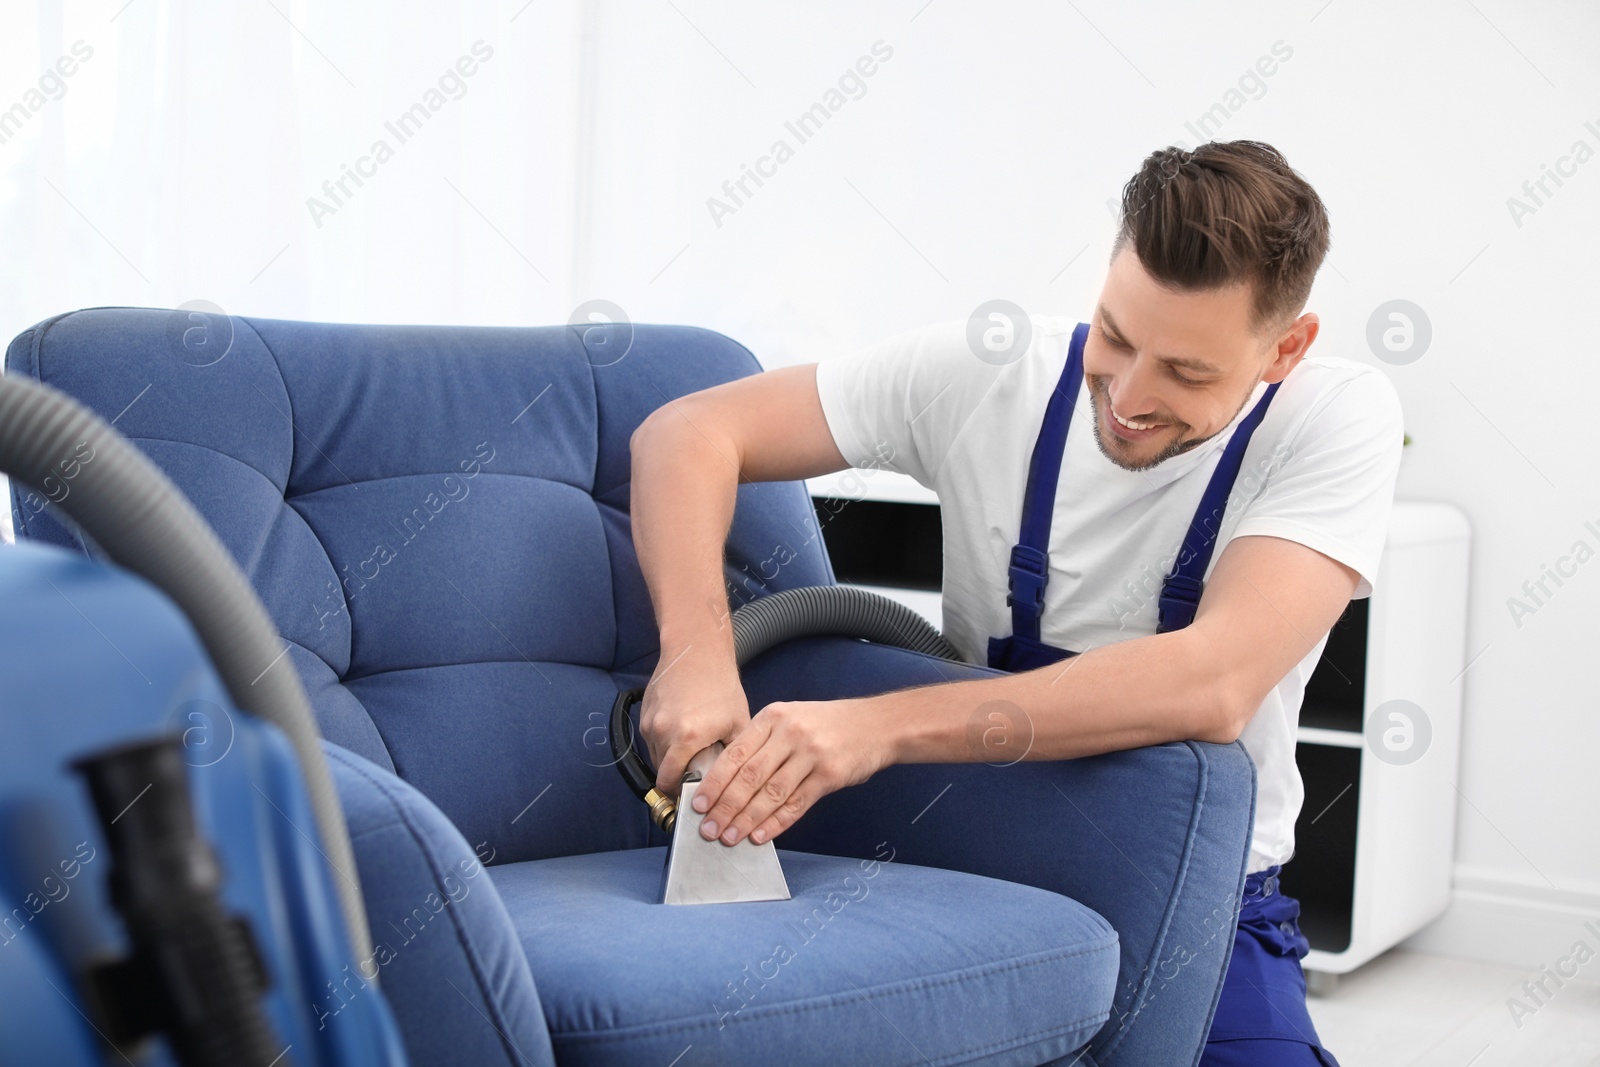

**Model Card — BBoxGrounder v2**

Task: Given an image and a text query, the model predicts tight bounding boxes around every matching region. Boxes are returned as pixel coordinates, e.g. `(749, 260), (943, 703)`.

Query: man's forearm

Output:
(876, 627), (1239, 764)
(629, 411), (742, 669)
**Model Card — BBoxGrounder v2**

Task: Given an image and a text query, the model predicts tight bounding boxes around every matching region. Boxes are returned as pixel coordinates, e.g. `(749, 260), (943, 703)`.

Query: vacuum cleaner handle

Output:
(606, 690), (727, 835)
(610, 584), (965, 832)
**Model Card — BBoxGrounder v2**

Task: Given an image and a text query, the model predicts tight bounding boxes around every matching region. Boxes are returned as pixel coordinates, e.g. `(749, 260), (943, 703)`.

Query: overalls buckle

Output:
(1005, 544), (1049, 613)
(1157, 573), (1205, 633)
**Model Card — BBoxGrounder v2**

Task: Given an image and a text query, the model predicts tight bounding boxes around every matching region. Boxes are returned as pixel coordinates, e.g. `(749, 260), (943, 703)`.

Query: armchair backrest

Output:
(7, 309), (834, 865)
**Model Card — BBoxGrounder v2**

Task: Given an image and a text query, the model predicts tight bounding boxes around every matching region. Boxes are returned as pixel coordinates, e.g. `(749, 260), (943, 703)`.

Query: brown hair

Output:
(1111, 141), (1330, 343)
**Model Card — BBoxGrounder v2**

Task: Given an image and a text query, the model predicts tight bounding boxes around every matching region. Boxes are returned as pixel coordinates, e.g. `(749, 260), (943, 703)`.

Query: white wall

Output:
(2, 0), (1597, 968)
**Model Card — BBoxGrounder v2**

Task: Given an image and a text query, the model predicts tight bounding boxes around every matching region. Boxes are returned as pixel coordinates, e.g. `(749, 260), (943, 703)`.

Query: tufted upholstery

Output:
(8, 308), (829, 866)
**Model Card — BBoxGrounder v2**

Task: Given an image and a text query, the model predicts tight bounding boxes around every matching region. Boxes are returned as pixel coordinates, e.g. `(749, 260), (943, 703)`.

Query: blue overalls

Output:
(986, 321), (1339, 1067)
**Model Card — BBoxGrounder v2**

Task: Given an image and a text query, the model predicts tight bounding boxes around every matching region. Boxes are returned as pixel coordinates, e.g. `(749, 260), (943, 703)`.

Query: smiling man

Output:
(628, 140), (1402, 1067)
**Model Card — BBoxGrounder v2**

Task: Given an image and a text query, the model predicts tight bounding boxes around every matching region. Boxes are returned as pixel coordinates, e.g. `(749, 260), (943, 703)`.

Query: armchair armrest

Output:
(739, 635), (1256, 1067)
(323, 743), (558, 1067)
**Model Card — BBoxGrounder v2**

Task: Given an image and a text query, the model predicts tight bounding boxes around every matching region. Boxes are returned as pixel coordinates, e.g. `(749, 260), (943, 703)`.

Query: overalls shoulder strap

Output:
(1003, 321), (1089, 644)
(1155, 378), (1281, 632)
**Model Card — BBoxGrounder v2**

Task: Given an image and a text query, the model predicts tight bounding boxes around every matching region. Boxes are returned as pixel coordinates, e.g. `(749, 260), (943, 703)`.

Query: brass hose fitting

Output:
(643, 788), (677, 835)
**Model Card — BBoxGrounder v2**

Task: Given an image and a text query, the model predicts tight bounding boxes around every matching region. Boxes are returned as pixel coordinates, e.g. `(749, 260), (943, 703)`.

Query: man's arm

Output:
(880, 533), (1361, 763)
(628, 362), (852, 795)
(693, 532), (1360, 845)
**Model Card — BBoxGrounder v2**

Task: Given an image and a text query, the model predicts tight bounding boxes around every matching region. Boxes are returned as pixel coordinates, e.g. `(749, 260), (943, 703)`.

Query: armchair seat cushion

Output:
(491, 847), (1120, 1067)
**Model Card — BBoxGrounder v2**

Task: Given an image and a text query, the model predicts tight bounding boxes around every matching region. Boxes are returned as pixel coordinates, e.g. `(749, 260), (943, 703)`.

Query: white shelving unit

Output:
(806, 469), (938, 506)
(1293, 502), (1472, 987)
(805, 470), (943, 629)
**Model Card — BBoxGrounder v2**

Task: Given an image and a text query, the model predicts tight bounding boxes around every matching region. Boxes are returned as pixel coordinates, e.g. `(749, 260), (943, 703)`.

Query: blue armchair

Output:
(6, 308), (1256, 1066)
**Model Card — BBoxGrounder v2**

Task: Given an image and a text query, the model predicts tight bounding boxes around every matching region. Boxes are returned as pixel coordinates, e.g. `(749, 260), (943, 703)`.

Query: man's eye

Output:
(1104, 331), (1203, 384)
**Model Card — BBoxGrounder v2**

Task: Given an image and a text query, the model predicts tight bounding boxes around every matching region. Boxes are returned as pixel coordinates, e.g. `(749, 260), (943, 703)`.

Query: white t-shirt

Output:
(813, 315), (1405, 874)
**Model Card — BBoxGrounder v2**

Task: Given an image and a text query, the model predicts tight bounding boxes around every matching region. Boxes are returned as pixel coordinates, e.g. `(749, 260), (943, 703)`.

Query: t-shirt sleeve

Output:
(812, 319), (1003, 490)
(1228, 366), (1405, 600)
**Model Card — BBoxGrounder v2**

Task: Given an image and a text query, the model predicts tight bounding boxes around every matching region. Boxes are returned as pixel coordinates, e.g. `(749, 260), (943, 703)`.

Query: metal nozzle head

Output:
(657, 744), (791, 906)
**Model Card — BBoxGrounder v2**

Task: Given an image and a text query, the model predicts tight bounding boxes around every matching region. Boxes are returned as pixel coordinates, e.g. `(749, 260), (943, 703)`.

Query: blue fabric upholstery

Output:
(323, 742), (558, 1067)
(493, 848), (1119, 1066)
(7, 309), (833, 868)
(8, 308), (1256, 1066)
(740, 639), (1257, 1067)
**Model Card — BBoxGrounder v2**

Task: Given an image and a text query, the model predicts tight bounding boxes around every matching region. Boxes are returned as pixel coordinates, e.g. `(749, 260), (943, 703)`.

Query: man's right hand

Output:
(628, 362), (850, 801)
(640, 657), (751, 801)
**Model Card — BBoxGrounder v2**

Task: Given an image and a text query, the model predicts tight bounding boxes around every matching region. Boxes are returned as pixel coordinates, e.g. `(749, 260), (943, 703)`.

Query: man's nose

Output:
(1108, 359), (1164, 420)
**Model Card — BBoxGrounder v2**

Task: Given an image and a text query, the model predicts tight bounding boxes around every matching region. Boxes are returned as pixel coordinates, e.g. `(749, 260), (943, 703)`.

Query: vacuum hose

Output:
(0, 374), (373, 964)
(610, 584), (965, 832)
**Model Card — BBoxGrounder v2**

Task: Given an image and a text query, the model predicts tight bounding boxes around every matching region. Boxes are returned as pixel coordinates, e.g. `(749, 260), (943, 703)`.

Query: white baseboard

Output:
(1399, 864), (1600, 972)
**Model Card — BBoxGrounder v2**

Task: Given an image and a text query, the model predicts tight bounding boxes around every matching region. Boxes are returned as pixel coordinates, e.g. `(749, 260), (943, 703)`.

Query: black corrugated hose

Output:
(610, 584), (964, 831)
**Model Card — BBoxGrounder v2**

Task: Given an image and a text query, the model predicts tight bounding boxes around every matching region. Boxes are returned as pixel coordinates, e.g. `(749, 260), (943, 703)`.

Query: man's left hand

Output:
(691, 698), (891, 846)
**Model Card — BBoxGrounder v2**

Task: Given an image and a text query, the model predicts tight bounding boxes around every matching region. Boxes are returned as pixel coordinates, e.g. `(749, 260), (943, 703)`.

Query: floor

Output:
(1305, 950), (1600, 1066)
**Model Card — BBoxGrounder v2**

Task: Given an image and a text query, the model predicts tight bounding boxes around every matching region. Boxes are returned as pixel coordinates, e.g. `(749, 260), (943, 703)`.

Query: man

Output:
(628, 140), (1402, 1067)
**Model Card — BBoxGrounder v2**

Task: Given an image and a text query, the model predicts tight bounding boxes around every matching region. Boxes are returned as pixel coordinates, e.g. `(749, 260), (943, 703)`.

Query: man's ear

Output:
(1261, 312), (1318, 384)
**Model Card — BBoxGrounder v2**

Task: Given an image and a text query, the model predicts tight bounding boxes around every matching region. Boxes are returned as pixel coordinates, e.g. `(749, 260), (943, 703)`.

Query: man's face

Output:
(1084, 246), (1315, 472)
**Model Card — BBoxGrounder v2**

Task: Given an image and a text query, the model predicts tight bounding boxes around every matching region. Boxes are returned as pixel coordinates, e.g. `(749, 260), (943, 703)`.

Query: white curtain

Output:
(1, 0), (591, 538)
(0, 0), (585, 332)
